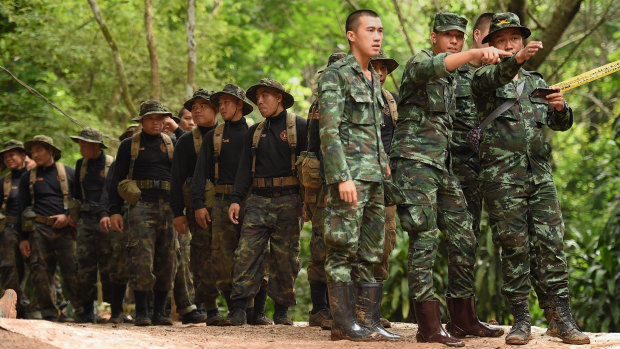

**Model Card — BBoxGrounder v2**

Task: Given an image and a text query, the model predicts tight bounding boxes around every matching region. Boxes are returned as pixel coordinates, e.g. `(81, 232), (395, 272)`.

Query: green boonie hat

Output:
(433, 12), (468, 33)
(483, 12), (531, 44)
(211, 84), (254, 116)
(327, 52), (347, 67)
(183, 88), (217, 112)
(0, 139), (26, 156)
(119, 124), (141, 141)
(25, 135), (61, 161)
(371, 49), (400, 75)
(132, 100), (173, 122)
(70, 127), (107, 149)
(246, 78), (295, 109)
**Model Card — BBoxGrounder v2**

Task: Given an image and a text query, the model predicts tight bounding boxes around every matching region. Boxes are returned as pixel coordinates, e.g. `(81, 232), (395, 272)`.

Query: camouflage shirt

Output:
(318, 52), (387, 185)
(390, 49), (456, 172)
(451, 62), (479, 161)
(471, 55), (573, 185)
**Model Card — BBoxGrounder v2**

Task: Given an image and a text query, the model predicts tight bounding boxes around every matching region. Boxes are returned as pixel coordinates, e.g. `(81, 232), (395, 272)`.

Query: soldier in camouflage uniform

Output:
(70, 127), (114, 323)
(0, 140), (28, 318)
(17, 135), (82, 322)
(391, 13), (507, 346)
(227, 79), (306, 326)
(471, 12), (589, 345)
(318, 10), (400, 342)
(108, 100), (184, 326)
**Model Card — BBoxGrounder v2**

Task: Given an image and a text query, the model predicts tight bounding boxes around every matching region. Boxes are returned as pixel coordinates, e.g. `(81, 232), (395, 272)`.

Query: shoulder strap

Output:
(479, 80), (526, 130)
(55, 162), (69, 210)
(79, 158), (88, 201)
(29, 167), (37, 206)
(307, 103), (319, 146)
(212, 123), (226, 183)
(161, 133), (174, 161)
(192, 127), (202, 155)
(286, 112), (298, 175)
(382, 88), (398, 125)
(104, 154), (114, 177)
(129, 133), (141, 180)
(251, 121), (267, 176)
(1, 173), (11, 212)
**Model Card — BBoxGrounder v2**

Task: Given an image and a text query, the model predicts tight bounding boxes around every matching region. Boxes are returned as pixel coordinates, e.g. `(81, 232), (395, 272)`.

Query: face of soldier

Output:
(78, 140), (102, 160)
(140, 113), (165, 136)
(219, 94), (243, 122)
(256, 87), (283, 118)
(3, 150), (26, 170)
(178, 109), (196, 131)
(347, 15), (383, 58)
(432, 30), (465, 54)
(371, 61), (388, 86)
(30, 144), (54, 167)
(191, 99), (217, 128)
(489, 28), (524, 53)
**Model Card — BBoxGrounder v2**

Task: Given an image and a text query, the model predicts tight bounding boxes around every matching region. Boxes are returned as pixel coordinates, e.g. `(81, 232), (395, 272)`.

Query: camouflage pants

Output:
(482, 179), (569, 300)
(324, 180), (384, 284)
(126, 199), (177, 292)
(391, 159), (476, 302)
(0, 222), (24, 305)
(231, 193), (302, 306)
(108, 219), (130, 285)
(172, 232), (197, 315)
(210, 196), (243, 295)
(29, 223), (81, 318)
(306, 186), (327, 284)
(452, 155), (482, 238)
(76, 213), (113, 303)
(374, 205), (397, 281)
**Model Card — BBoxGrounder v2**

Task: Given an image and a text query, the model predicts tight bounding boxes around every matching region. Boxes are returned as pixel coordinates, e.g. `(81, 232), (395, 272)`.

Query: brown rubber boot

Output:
(328, 282), (381, 341)
(309, 309), (330, 327)
(505, 298), (531, 345)
(446, 295), (504, 338)
(0, 289), (17, 319)
(543, 307), (559, 337)
(356, 282), (401, 341)
(414, 299), (464, 347)
(550, 295), (590, 345)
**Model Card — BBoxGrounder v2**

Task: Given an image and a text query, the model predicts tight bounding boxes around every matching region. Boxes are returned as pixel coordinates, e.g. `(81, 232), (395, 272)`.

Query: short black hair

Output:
(472, 12), (493, 35)
(345, 9), (379, 33)
(177, 107), (187, 118)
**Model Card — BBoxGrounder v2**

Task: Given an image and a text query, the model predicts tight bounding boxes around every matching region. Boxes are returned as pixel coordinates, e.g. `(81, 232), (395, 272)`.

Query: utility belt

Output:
(214, 184), (234, 194)
(136, 179), (171, 191)
(79, 203), (101, 213)
(35, 214), (56, 227)
(252, 176), (299, 188)
(252, 187), (299, 198)
(4, 215), (17, 224)
(0, 213), (17, 232)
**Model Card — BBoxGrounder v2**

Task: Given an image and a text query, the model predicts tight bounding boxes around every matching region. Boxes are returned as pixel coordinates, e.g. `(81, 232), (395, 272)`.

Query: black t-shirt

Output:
(0, 167), (27, 216)
(73, 151), (108, 205)
(380, 91), (399, 155)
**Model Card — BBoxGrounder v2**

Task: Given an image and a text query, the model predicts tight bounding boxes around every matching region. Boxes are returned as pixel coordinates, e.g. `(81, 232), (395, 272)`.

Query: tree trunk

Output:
(145, 0), (160, 100)
(508, 0), (527, 26)
(86, 0), (137, 124)
(525, 0), (583, 70)
(186, 0), (197, 99)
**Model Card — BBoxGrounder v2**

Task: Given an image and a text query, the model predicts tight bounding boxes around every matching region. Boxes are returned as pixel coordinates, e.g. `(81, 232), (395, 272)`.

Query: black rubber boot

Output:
(134, 291), (152, 326)
(249, 288), (273, 325)
(109, 284), (126, 324)
(505, 298), (531, 345)
(550, 295), (590, 345)
(152, 291), (173, 326)
(273, 303), (293, 325)
(328, 282), (380, 341)
(223, 298), (247, 326)
(76, 301), (95, 323)
(357, 282), (401, 341)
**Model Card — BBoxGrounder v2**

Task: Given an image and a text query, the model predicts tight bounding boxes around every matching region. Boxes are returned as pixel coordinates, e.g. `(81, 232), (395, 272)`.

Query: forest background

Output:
(1, 0), (619, 332)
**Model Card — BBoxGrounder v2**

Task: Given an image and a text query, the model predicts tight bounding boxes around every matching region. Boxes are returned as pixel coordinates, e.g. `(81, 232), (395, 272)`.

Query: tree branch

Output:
(186, 0), (197, 98)
(145, 0), (160, 100)
(390, 0), (415, 56)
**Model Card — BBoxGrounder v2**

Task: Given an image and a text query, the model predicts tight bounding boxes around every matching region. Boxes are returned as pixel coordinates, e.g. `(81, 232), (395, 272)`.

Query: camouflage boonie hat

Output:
(483, 12), (531, 44)
(70, 127), (107, 149)
(371, 49), (399, 74)
(132, 100), (173, 121)
(327, 52), (347, 67)
(25, 135), (61, 161)
(246, 78), (295, 109)
(183, 88), (217, 112)
(433, 12), (467, 33)
(0, 139), (26, 156)
(211, 84), (254, 116)
(119, 124), (141, 141)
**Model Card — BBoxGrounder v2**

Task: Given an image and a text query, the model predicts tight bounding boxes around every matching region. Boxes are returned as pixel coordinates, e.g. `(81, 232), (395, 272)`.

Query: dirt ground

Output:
(1, 318), (619, 349)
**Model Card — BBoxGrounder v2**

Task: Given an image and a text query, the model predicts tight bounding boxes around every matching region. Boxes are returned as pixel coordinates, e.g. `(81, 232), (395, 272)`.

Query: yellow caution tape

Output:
(553, 60), (620, 92)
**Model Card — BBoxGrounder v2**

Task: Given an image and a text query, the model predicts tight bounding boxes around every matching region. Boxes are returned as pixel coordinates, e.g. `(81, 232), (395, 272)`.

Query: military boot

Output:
(182, 309), (208, 324)
(446, 295), (504, 338)
(249, 288), (273, 325)
(356, 282), (401, 341)
(273, 303), (293, 325)
(543, 307), (558, 337)
(222, 298), (247, 326)
(550, 295), (590, 345)
(151, 291), (173, 326)
(109, 284), (127, 324)
(309, 282), (328, 326)
(505, 298), (531, 345)
(0, 289), (17, 319)
(328, 282), (380, 341)
(134, 291), (152, 326)
(76, 301), (96, 323)
(414, 299), (464, 347)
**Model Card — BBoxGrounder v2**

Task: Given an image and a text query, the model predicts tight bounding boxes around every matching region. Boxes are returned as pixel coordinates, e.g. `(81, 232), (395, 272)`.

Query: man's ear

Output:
(346, 30), (355, 44)
(430, 31), (437, 44)
(473, 29), (480, 43)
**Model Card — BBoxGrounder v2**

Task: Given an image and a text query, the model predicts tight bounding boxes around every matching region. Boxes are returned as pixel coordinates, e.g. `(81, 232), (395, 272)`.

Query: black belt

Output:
(80, 203), (101, 212)
(136, 179), (171, 191)
(5, 215), (17, 224)
(252, 187), (299, 198)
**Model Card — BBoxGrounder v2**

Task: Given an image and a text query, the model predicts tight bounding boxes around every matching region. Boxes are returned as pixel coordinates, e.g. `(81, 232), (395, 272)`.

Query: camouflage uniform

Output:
(318, 52), (388, 284)
(391, 45), (476, 302)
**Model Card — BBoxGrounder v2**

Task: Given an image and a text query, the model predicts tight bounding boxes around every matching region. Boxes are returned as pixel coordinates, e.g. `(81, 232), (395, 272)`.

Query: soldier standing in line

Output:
(70, 127), (114, 323)
(390, 12), (507, 346)
(225, 79), (306, 326)
(170, 89), (220, 325)
(0, 140), (29, 318)
(17, 135), (81, 322)
(173, 107), (196, 132)
(108, 100), (183, 326)
(318, 9), (400, 342)
(471, 12), (589, 345)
